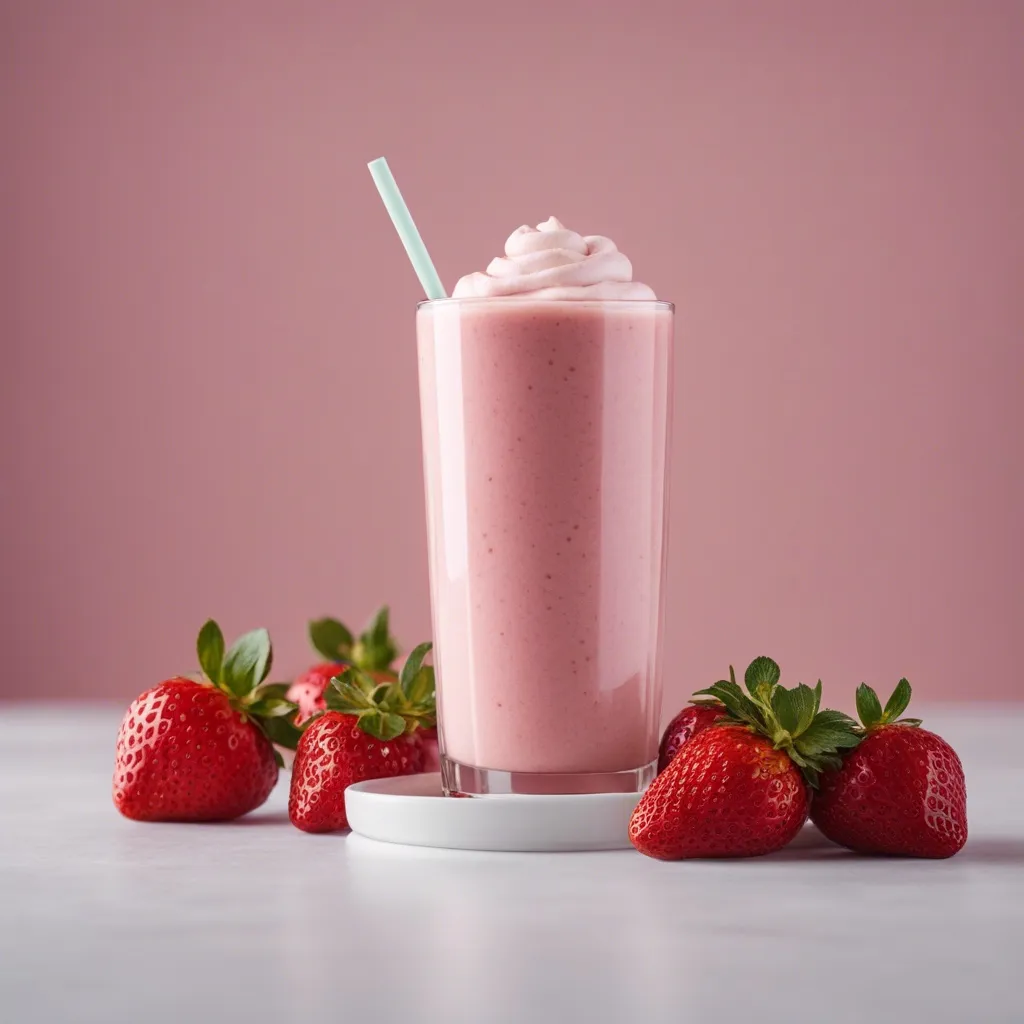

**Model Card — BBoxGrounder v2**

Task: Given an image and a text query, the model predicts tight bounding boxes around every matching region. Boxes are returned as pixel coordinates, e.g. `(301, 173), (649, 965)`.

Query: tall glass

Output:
(417, 298), (673, 796)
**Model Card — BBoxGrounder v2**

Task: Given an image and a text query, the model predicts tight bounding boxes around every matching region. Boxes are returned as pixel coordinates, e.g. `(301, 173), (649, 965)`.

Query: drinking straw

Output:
(367, 157), (447, 299)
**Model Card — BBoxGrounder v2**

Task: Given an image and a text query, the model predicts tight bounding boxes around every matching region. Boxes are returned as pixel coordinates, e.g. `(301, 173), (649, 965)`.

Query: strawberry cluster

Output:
(113, 610), (435, 832)
(632, 658), (967, 860)
(114, 629), (967, 857)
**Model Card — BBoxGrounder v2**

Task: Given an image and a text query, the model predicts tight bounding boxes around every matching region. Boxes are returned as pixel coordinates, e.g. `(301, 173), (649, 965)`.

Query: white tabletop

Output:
(1, 705), (1020, 1024)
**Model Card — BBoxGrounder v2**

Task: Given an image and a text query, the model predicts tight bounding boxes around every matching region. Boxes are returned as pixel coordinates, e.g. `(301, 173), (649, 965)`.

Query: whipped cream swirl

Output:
(452, 216), (656, 300)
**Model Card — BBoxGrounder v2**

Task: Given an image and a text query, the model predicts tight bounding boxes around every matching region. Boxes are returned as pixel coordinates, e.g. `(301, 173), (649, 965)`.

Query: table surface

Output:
(1, 705), (1021, 1024)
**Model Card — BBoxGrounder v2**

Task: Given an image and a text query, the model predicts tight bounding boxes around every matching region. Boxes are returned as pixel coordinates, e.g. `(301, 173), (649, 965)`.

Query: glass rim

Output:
(418, 297), (674, 311)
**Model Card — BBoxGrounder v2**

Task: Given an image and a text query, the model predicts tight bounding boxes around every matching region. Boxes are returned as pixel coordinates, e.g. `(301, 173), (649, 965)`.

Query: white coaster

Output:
(345, 772), (641, 852)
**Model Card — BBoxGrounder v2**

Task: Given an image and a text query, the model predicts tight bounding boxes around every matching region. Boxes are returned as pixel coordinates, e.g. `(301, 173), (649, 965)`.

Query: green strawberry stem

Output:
(195, 620), (301, 762)
(308, 617), (355, 663)
(320, 642), (436, 742)
(308, 605), (400, 673)
(351, 605), (400, 672)
(694, 656), (861, 787)
(854, 678), (922, 730)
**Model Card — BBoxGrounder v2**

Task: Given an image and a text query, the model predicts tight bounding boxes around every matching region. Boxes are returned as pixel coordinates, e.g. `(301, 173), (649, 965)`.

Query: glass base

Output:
(440, 755), (658, 797)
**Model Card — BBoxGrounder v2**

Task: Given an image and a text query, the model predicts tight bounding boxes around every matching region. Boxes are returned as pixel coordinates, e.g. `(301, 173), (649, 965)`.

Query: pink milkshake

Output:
(417, 218), (673, 795)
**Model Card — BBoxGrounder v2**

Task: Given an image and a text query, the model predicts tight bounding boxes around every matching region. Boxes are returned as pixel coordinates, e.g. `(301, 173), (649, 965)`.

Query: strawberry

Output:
(637, 726), (810, 858)
(289, 663), (348, 725)
(810, 679), (967, 858)
(113, 622), (301, 822)
(414, 726), (441, 773)
(657, 702), (727, 772)
(288, 713), (424, 833)
(289, 641), (437, 832)
(287, 606), (400, 724)
(630, 657), (860, 859)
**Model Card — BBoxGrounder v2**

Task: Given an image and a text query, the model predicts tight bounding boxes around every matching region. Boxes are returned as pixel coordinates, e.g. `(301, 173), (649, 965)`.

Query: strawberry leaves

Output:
(694, 665), (925, 787)
(883, 678), (914, 722)
(220, 628), (273, 697)
(194, 620), (300, 751)
(855, 683), (884, 727)
(769, 681), (827, 746)
(697, 657), (860, 787)
(309, 617), (354, 663)
(786, 683), (819, 736)
(257, 710), (304, 752)
(198, 620), (273, 697)
(323, 644), (436, 742)
(855, 678), (921, 730)
(696, 683), (758, 726)
(694, 666), (761, 727)
(245, 694), (296, 718)
(307, 606), (400, 672)
(400, 641), (435, 704)
(324, 670), (407, 741)
(352, 606), (400, 672)
(792, 710), (862, 770)
(745, 656), (781, 699)
(197, 620), (225, 685)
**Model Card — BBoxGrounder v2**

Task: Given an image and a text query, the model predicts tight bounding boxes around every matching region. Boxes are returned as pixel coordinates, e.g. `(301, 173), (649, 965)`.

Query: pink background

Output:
(1, 1), (1021, 710)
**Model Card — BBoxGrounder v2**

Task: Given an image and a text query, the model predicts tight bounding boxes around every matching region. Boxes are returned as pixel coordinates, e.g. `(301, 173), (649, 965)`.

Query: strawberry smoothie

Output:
(417, 219), (673, 794)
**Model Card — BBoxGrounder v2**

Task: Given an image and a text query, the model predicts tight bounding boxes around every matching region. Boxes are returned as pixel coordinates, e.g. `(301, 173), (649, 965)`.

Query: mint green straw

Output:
(367, 157), (447, 299)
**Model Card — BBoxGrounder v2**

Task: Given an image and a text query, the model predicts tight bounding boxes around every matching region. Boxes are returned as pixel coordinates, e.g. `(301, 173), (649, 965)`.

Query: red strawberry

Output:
(289, 712), (424, 832)
(657, 702), (727, 772)
(415, 726), (441, 773)
(289, 662), (346, 724)
(287, 607), (400, 724)
(289, 641), (437, 833)
(810, 680), (967, 858)
(634, 726), (809, 858)
(113, 622), (300, 822)
(630, 657), (860, 860)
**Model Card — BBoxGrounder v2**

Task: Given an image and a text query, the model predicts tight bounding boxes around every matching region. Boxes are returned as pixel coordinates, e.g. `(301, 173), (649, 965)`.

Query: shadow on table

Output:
(765, 827), (1024, 865)
(949, 837), (1024, 864)
(215, 809), (292, 827)
(219, 809), (1024, 866)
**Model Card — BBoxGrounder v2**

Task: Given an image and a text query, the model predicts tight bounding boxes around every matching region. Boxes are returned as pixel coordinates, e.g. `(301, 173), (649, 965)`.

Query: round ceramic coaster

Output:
(345, 772), (641, 852)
